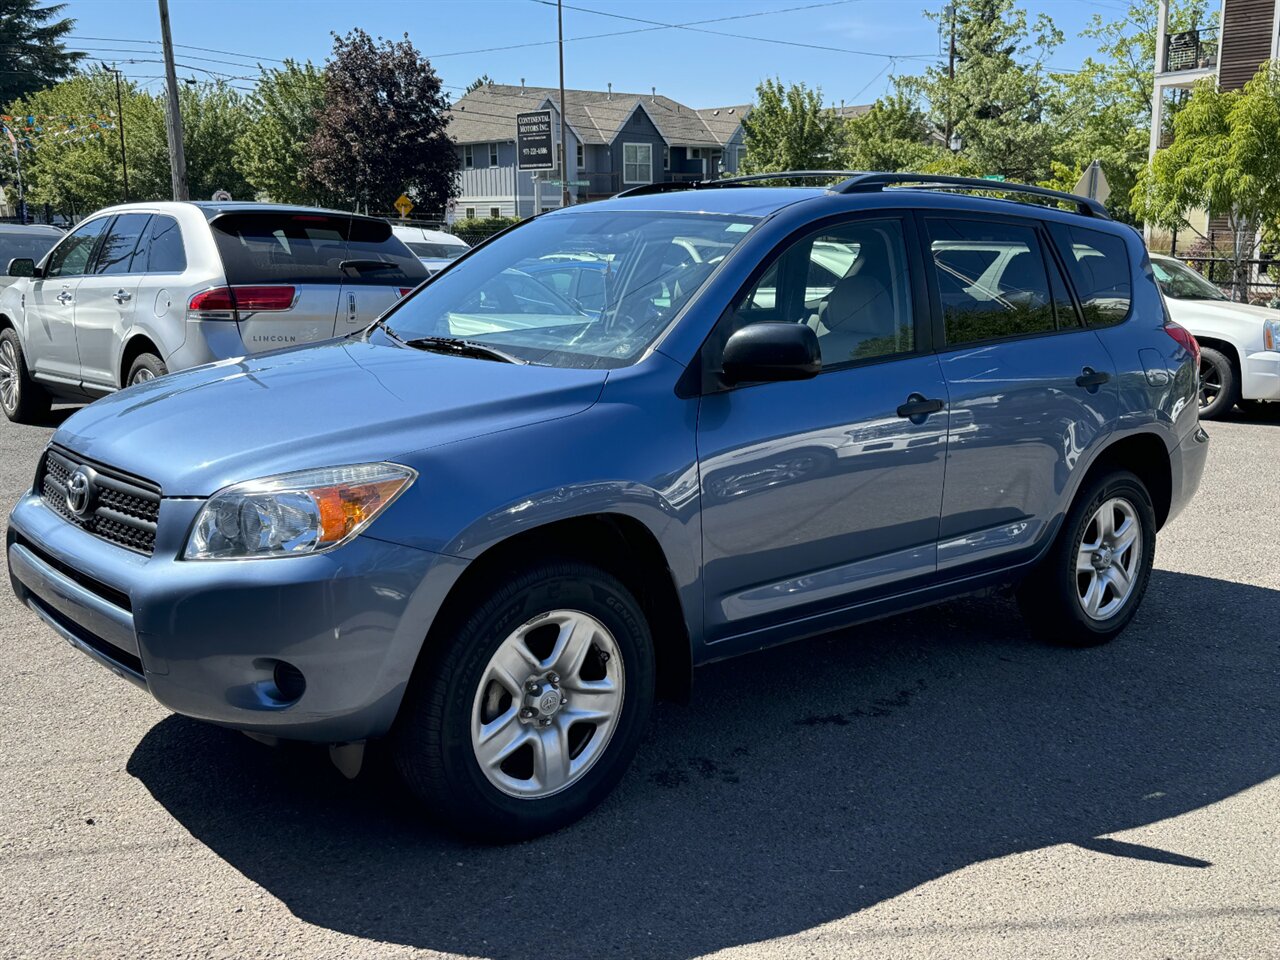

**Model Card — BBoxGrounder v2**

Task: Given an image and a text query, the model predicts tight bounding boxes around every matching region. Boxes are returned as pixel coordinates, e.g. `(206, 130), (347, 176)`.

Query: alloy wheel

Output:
(1198, 356), (1223, 410)
(131, 368), (156, 385)
(471, 609), (624, 799)
(0, 339), (19, 414)
(1075, 497), (1143, 621)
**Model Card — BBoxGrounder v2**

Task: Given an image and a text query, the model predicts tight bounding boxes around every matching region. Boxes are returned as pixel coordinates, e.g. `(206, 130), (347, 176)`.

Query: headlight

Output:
(184, 462), (416, 560)
(1265, 318), (1280, 352)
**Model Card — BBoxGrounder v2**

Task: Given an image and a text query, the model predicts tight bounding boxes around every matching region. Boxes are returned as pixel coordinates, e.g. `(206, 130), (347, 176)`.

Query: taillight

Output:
(1164, 321), (1200, 367)
(188, 285), (296, 316)
(398, 287), (414, 298)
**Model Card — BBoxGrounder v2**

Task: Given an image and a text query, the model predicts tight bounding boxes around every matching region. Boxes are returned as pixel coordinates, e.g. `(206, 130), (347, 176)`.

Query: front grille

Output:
(39, 446), (161, 556)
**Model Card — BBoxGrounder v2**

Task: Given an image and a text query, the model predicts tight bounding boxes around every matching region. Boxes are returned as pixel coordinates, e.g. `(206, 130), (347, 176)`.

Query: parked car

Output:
(0, 202), (427, 423)
(1148, 253), (1280, 419)
(6, 173), (1206, 840)
(391, 224), (469, 274)
(0, 223), (63, 293)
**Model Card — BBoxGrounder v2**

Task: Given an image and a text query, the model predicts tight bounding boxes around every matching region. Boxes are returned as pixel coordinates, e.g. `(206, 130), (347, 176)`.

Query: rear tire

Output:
(0, 327), (52, 424)
(392, 561), (655, 841)
(1018, 470), (1156, 647)
(1197, 346), (1239, 420)
(126, 353), (167, 386)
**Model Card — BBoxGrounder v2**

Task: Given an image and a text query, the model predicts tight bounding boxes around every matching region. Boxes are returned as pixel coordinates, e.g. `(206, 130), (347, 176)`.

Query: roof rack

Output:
(833, 172), (1110, 219)
(615, 170), (1109, 219)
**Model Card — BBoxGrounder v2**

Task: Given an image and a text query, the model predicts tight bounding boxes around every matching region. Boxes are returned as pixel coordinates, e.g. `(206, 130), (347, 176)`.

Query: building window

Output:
(623, 143), (652, 184)
(576, 142), (584, 167)
(465, 207), (476, 219)
(489, 143), (499, 166)
(490, 206), (501, 218)
(463, 145), (474, 169)
(690, 148), (702, 160)
(662, 146), (670, 171)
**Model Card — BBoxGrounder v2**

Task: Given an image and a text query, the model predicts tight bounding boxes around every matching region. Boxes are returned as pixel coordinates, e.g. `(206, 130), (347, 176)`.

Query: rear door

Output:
(336, 219), (428, 333)
(24, 216), (110, 383)
(74, 212), (150, 389)
(922, 214), (1118, 573)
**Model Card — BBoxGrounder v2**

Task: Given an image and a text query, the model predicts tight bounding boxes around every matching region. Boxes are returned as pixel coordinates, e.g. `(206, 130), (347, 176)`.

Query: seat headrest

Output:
(822, 273), (892, 335)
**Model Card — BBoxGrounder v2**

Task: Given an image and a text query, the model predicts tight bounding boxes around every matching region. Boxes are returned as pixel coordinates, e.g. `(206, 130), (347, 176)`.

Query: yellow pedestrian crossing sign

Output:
(394, 194), (414, 218)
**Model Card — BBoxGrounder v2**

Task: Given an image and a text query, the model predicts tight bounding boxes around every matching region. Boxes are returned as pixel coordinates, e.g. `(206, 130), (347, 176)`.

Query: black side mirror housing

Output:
(721, 322), (821, 384)
(6, 258), (38, 279)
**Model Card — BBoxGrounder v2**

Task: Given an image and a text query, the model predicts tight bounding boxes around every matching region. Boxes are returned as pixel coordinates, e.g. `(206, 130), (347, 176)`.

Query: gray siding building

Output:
(445, 83), (750, 221)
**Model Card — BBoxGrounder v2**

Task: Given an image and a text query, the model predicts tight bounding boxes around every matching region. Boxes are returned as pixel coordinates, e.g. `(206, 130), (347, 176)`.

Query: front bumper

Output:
(8, 490), (466, 742)
(1241, 350), (1280, 402)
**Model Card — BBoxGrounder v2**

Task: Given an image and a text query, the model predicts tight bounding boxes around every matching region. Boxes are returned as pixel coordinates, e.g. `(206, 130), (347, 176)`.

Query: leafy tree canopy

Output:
(307, 29), (458, 214)
(236, 60), (330, 204)
(740, 78), (840, 174)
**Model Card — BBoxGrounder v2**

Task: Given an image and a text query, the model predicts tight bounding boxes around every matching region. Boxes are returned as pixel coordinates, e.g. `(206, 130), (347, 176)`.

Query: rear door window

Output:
(211, 213), (427, 287)
(1054, 226), (1132, 327)
(94, 214), (152, 275)
(927, 219), (1059, 346)
(142, 215), (187, 273)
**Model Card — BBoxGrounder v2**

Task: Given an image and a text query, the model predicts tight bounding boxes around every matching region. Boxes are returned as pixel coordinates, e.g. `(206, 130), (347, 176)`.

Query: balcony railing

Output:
(1164, 28), (1218, 73)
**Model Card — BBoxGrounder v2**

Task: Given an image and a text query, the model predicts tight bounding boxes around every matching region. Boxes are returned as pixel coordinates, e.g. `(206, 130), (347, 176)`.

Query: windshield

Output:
(1151, 257), (1227, 301)
(376, 210), (757, 368)
(406, 241), (467, 260)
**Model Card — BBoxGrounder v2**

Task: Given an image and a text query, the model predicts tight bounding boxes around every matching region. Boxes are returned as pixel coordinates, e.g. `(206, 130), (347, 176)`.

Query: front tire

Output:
(1018, 470), (1156, 647)
(1197, 346), (1239, 420)
(392, 561), (655, 841)
(0, 327), (51, 424)
(126, 353), (167, 386)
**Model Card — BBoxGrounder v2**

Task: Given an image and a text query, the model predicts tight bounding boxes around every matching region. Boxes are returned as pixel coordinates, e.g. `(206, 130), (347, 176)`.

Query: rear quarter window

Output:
(211, 213), (427, 286)
(1055, 226), (1132, 327)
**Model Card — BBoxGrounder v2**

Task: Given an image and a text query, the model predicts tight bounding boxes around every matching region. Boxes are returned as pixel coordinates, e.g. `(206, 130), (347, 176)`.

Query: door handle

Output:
(112, 289), (132, 304)
(56, 291), (73, 305)
(896, 394), (945, 422)
(1076, 367), (1111, 390)
(347, 292), (357, 323)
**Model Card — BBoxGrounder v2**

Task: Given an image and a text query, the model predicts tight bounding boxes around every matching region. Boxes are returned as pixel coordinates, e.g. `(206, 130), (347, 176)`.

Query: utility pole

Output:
(557, 0), (571, 208)
(157, 0), (189, 200)
(944, 3), (957, 145)
(2, 124), (24, 224)
(102, 63), (129, 201)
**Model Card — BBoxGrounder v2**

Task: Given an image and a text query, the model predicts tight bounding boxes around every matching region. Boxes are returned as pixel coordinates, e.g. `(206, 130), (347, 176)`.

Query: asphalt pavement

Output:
(1, 405), (1277, 960)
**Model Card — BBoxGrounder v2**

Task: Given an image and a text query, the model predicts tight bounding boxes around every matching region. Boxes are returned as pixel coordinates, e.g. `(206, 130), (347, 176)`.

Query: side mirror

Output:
(721, 322), (821, 384)
(6, 258), (37, 279)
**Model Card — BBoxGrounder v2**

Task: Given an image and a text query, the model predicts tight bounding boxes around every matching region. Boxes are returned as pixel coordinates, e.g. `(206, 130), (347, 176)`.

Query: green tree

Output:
(897, 0), (1063, 182)
(466, 74), (493, 94)
(0, 0), (84, 104)
(235, 60), (329, 204)
(1134, 65), (1280, 299)
(841, 92), (946, 172)
(1049, 0), (1215, 220)
(740, 78), (841, 174)
(307, 29), (458, 213)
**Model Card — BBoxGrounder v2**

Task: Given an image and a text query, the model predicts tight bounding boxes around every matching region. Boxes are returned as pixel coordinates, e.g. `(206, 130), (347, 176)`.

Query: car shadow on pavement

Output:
(126, 570), (1280, 960)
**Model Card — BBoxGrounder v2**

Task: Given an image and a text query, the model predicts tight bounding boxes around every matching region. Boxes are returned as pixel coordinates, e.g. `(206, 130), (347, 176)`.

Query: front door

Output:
(922, 215), (1118, 573)
(24, 216), (110, 384)
(697, 215), (949, 643)
(74, 213), (150, 389)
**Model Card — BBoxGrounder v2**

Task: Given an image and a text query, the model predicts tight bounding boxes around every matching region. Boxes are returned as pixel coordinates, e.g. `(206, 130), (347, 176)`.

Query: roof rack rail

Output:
(832, 172), (1110, 219)
(615, 170), (862, 198)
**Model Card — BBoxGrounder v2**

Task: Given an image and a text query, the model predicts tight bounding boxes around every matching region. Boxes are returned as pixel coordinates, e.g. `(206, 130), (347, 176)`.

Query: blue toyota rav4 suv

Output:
(7, 173), (1207, 839)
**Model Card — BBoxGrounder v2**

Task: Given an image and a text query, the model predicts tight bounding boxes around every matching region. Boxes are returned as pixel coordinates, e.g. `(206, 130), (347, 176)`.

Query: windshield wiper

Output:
(401, 335), (529, 365)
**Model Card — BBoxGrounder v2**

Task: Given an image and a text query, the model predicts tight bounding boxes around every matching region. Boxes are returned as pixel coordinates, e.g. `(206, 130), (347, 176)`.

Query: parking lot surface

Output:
(1, 407), (1277, 960)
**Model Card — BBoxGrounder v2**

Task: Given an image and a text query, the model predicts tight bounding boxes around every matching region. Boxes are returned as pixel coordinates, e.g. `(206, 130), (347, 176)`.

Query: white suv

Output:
(0, 202), (426, 423)
(1150, 253), (1280, 419)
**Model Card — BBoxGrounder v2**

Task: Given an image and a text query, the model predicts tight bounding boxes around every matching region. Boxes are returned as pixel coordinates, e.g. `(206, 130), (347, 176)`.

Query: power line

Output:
(68, 34), (287, 64)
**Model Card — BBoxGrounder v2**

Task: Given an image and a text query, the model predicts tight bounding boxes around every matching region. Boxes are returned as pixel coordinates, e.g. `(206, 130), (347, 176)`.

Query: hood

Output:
(54, 339), (608, 496)
(1166, 297), (1280, 324)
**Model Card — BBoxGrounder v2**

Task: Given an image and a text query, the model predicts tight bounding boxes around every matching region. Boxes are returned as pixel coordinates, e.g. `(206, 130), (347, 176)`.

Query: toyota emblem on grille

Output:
(65, 466), (94, 517)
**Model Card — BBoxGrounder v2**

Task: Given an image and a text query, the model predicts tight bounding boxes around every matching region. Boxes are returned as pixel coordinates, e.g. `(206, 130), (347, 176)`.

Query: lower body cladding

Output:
(7, 490), (465, 743)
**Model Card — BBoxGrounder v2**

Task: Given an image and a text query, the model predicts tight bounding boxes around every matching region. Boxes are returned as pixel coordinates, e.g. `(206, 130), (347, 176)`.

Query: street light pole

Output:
(103, 63), (129, 201)
(157, 0), (189, 200)
(557, 0), (570, 208)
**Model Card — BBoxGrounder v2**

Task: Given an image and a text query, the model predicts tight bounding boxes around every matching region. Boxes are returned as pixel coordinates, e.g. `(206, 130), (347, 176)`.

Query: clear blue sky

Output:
(62, 0), (1128, 108)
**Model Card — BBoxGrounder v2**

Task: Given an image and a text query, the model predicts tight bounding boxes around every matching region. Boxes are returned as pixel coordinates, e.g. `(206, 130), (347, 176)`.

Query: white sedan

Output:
(391, 225), (469, 275)
(1150, 254), (1280, 419)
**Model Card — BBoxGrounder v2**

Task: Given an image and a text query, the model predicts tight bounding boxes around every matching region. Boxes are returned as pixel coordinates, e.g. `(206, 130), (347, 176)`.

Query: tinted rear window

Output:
(211, 213), (427, 286)
(0, 230), (62, 263)
(1058, 226), (1132, 327)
